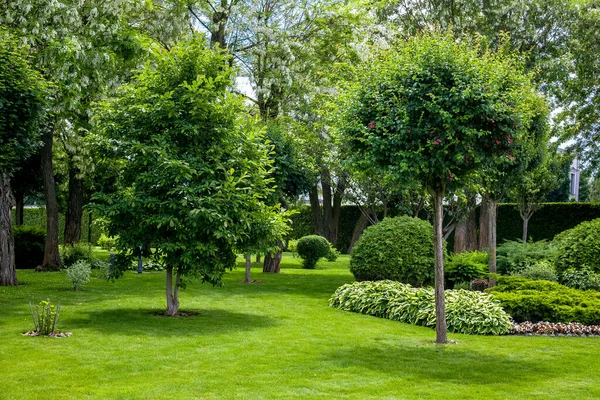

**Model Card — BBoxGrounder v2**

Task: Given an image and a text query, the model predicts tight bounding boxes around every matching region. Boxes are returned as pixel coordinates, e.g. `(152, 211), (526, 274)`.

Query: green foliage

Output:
(496, 239), (557, 275)
(445, 251), (488, 287)
(66, 260), (92, 291)
(286, 239), (299, 255)
(562, 268), (600, 291)
(61, 243), (94, 268)
(97, 234), (117, 250)
(330, 280), (512, 335)
(350, 216), (435, 286)
(13, 226), (45, 269)
(28, 299), (60, 335)
(488, 276), (600, 324)
(93, 38), (275, 295)
(0, 29), (47, 173)
(326, 245), (341, 262)
(554, 218), (600, 275)
(296, 235), (331, 269)
(512, 260), (558, 282)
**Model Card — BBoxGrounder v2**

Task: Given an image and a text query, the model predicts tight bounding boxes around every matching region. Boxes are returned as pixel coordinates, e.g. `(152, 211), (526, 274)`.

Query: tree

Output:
(93, 39), (276, 316)
(0, 31), (46, 285)
(341, 34), (542, 343)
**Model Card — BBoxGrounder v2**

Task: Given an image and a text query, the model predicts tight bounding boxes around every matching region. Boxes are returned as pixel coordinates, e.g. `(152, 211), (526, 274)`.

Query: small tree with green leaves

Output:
(93, 38), (276, 316)
(341, 33), (543, 343)
(0, 31), (46, 286)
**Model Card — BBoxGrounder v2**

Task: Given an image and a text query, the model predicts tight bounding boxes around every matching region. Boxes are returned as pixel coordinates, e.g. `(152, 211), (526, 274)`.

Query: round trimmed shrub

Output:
(554, 218), (600, 275)
(296, 235), (331, 269)
(350, 216), (435, 286)
(13, 226), (45, 269)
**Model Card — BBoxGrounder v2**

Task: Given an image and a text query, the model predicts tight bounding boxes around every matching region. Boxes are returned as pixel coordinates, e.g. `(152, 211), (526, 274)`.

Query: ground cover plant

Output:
(330, 280), (512, 335)
(2, 253), (600, 399)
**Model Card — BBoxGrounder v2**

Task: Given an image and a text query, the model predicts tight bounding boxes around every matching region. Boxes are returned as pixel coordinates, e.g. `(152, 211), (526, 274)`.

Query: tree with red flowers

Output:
(341, 34), (544, 343)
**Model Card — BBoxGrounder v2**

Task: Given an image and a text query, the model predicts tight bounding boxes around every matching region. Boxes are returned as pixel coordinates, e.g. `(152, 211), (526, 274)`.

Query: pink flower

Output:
(433, 139), (442, 146)
(369, 121), (376, 129)
(448, 172), (453, 182)
(407, 129), (411, 133)
(507, 154), (515, 161)
(506, 136), (513, 144)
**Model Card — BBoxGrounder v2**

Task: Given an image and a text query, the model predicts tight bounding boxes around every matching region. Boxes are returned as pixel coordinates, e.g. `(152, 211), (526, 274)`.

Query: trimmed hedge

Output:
(13, 226), (45, 269)
(330, 280), (512, 335)
(288, 203), (600, 255)
(296, 235), (331, 269)
(488, 276), (600, 325)
(12, 207), (101, 244)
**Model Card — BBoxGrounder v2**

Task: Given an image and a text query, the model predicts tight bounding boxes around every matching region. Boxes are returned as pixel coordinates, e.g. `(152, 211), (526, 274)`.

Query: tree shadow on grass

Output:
(65, 308), (278, 337)
(323, 343), (552, 387)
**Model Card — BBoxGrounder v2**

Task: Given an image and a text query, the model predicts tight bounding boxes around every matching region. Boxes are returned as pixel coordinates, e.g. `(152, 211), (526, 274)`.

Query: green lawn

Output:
(1, 254), (599, 399)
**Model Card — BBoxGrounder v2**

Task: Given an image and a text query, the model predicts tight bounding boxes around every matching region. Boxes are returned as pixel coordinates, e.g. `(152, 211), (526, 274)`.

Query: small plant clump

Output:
(296, 235), (331, 269)
(330, 280), (512, 335)
(445, 250), (488, 287)
(511, 321), (600, 336)
(66, 260), (92, 291)
(97, 233), (118, 250)
(512, 260), (558, 282)
(25, 299), (71, 337)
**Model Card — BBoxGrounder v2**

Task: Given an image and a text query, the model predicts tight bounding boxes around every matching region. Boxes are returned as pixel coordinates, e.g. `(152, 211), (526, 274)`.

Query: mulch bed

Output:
(22, 331), (72, 338)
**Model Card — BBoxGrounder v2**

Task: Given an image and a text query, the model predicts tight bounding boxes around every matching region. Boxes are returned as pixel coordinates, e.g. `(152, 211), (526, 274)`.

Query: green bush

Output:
(496, 239), (557, 275)
(487, 276), (600, 325)
(13, 226), (45, 269)
(97, 234), (117, 250)
(326, 245), (340, 262)
(445, 251), (487, 287)
(296, 235), (331, 269)
(561, 268), (600, 291)
(350, 216), (435, 286)
(330, 280), (512, 335)
(61, 243), (94, 268)
(512, 260), (558, 282)
(66, 260), (92, 291)
(554, 218), (600, 275)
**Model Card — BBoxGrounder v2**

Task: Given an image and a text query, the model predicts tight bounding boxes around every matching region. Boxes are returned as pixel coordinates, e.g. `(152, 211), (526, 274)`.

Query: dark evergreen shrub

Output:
(496, 239), (556, 275)
(296, 235), (331, 269)
(350, 216), (435, 286)
(13, 226), (45, 269)
(61, 243), (95, 268)
(554, 218), (600, 275)
(445, 251), (487, 287)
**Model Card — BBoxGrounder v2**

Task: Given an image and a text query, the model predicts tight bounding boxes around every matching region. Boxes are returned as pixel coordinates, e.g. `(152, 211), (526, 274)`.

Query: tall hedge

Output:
(288, 203), (600, 254)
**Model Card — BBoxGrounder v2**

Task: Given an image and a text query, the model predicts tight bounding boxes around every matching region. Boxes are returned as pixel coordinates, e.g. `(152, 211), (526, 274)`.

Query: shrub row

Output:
(488, 276), (600, 325)
(329, 280), (512, 335)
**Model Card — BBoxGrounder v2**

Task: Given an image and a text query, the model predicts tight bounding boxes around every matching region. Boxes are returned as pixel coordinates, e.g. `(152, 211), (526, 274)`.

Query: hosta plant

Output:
(329, 280), (512, 335)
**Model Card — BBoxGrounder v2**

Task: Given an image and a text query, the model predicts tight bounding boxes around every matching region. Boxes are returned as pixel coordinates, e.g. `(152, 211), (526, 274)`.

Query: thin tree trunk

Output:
(308, 185), (324, 236)
(522, 215), (530, 243)
(348, 212), (370, 254)
(465, 207), (478, 251)
(14, 189), (24, 226)
(432, 187), (447, 344)
(478, 196), (490, 251)
(263, 240), (283, 273)
(40, 125), (60, 271)
(64, 166), (84, 245)
(243, 254), (252, 283)
(0, 175), (18, 286)
(329, 175), (346, 248)
(87, 209), (92, 243)
(488, 198), (498, 286)
(321, 170), (333, 241)
(255, 254), (260, 263)
(166, 265), (179, 316)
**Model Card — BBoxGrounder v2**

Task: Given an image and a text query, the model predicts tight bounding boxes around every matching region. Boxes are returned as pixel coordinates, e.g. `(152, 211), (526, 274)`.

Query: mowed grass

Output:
(1, 253), (599, 399)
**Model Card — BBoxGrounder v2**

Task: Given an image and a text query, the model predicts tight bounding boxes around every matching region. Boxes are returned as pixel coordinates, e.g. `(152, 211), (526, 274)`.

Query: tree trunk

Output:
(488, 198), (498, 286)
(348, 212), (370, 254)
(14, 189), (24, 226)
(255, 254), (260, 263)
(329, 175), (346, 248)
(0, 175), (18, 286)
(454, 219), (467, 254)
(243, 254), (252, 283)
(263, 240), (283, 273)
(87, 209), (92, 243)
(478, 196), (490, 251)
(465, 208), (478, 251)
(432, 187), (447, 344)
(308, 185), (324, 236)
(522, 215), (530, 243)
(166, 265), (180, 316)
(321, 170), (333, 241)
(40, 125), (60, 271)
(64, 166), (84, 245)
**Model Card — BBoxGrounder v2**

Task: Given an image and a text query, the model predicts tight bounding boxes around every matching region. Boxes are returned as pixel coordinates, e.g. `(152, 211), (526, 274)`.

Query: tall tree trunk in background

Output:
(64, 166), (84, 245)
(431, 187), (447, 344)
(478, 196), (490, 251)
(263, 240), (283, 273)
(0, 176), (18, 286)
(40, 125), (60, 271)
(454, 219), (467, 254)
(488, 198), (498, 286)
(321, 170), (333, 240)
(348, 212), (370, 254)
(328, 175), (346, 248)
(308, 185), (324, 236)
(465, 208), (478, 251)
(14, 189), (24, 226)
